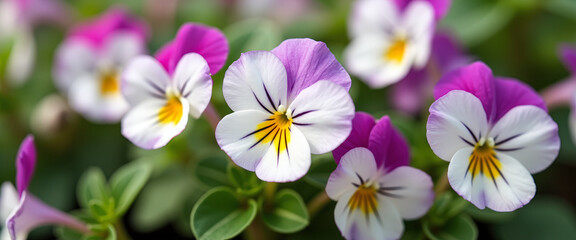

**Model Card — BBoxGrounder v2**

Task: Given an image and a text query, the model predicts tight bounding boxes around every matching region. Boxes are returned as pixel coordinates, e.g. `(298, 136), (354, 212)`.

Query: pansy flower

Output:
(54, 8), (148, 123)
(216, 38), (355, 182)
(344, 0), (443, 88)
(121, 23), (228, 149)
(427, 62), (560, 211)
(1, 135), (88, 240)
(327, 113), (434, 240)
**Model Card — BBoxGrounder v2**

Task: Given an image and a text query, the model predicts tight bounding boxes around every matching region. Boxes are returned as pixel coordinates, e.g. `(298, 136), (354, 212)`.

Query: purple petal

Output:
(394, 0), (451, 20)
(493, 77), (547, 121)
(332, 112), (375, 164)
(7, 191), (89, 239)
(16, 135), (35, 197)
(270, 38), (351, 101)
(368, 116), (410, 169)
(69, 8), (148, 48)
(559, 44), (576, 74)
(434, 61), (495, 120)
(431, 31), (469, 73)
(156, 23), (229, 75)
(390, 69), (431, 115)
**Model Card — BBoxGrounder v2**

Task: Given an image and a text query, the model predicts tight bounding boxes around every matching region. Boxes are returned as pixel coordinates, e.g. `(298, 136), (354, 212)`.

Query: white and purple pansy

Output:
(216, 38), (355, 182)
(121, 23), (228, 149)
(327, 113), (434, 240)
(427, 61), (560, 212)
(0, 135), (88, 240)
(54, 8), (148, 123)
(344, 0), (439, 88)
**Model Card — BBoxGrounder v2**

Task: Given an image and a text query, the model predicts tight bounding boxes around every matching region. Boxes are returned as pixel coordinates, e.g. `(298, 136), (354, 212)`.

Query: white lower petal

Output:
(448, 148), (536, 212)
(427, 90), (489, 161)
(122, 97), (190, 149)
(1, 227), (9, 240)
(172, 53), (213, 118)
(54, 39), (96, 93)
(326, 147), (377, 200)
(0, 182), (18, 221)
(489, 105), (560, 173)
(255, 125), (310, 182)
(68, 75), (128, 123)
(401, 0), (434, 68)
(289, 80), (354, 154)
(381, 166), (434, 220)
(121, 56), (171, 106)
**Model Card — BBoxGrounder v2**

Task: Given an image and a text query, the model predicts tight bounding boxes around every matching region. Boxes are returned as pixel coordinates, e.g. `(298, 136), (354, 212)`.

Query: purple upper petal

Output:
(332, 112), (375, 164)
(390, 69), (430, 115)
(431, 31), (469, 73)
(270, 38), (351, 101)
(155, 23), (229, 75)
(368, 116), (410, 169)
(434, 61), (496, 120)
(69, 8), (148, 48)
(493, 77), (547, 121)
(559, 44), (576, 74)
(394, 0), (451, 20)
(16, 135), (36, 197)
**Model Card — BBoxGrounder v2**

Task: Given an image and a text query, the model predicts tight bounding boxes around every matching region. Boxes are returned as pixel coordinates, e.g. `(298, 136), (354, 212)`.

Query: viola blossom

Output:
(0, 135), (89, 240)
(427, 62), (560, 212)
(216, 38), (354, 182)
(327, 113), (434, 240)
(54, 8), (148, 123)
(0, 0), (67, 86)
(121, 23), (228, 149)
(344, 0), (445, 88)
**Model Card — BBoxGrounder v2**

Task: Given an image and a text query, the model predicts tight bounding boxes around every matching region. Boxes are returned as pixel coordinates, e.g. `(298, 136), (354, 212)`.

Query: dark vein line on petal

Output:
(253, 92), (274, 114)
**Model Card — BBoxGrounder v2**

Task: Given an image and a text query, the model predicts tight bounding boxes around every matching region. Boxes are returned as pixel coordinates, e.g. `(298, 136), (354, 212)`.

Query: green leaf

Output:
(88, 198), (116, 223)
(78, 168), (111, 209)
(105, 224), (117, 240)
(109, 161), (152, 216)
(191, 187), (257, 240)
(261, 189), (309, 233)
(194, 156), (230, 188)
(424, 214), (478, 240)
(304, 155), (336, 188)
(228, 165), (264, 197)
(55, 226), (85, 240)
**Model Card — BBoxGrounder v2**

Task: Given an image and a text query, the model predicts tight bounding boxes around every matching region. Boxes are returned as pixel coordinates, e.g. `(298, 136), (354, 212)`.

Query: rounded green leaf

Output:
(261, 189), (310, 233)
(78, 168), (110, 209)
(109, 161), (152, 216)
(424, 214), (478, 240)
(191, 187), (257, 240)
(194, 156), (230, 188)
(228, 165), (264, 197)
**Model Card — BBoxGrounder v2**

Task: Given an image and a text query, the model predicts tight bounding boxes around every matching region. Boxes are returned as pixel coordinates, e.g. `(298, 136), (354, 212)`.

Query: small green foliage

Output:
(190, 187), (258, 240)
(110, 161), (152, 216)
(304, 154), (336, 188)
(78, 168), (111, 210)
(228, 164), (264, 197)
(261, 189), (310, 233)
(194, 156), (230, 188)
(424, 214), (478, 240)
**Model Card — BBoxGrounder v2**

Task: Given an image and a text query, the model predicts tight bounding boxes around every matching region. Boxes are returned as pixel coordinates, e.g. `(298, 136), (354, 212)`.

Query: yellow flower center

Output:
(158, 94), (183, 125)
(348, 183), (378, 215)
(99, 69), (120, 95)
(384, 38), (407, 63)
(468, 137), (502, 180)
(254, 105), (292, 153)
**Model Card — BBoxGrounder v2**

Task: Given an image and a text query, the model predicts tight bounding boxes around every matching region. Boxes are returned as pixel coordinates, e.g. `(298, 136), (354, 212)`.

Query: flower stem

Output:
(203, 102), (221, 131)
(434, 169), (449, 196)
(114, 220), (132, 240)
(307, 191), (330, 219)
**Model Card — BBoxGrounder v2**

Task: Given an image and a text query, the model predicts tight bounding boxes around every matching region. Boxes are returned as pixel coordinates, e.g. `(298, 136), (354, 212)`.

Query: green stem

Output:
(114, 220), (132, 240)
(434, 169), (449, 196)
(244, 215), (276, 240)
(264, 182), (277, 203)
(203, 102), (221, 131)
(307, 191), (330, 219)
(0, 77), (27, 140)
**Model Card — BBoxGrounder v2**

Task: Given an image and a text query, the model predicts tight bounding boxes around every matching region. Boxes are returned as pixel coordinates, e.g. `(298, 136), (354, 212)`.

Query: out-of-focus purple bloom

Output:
(394, 0), (451, 21)
(427, 62), (559, 212)
(326, 112), (433, 240)
(0, 136), (88, 240)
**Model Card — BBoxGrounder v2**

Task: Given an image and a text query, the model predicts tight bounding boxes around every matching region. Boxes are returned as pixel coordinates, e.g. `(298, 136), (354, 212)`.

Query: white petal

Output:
(402, 0), (434, 68)
(102, 31), (145, 67)
(172, 53), (213, 118)
(348, 0), (398, 37)
(7, 28), (35, 86)
(121, 56), (170, 106)
(216, 110), (272, 171)
(54, 39), (96, 93)
(1, 227), (10, 240)
(121, 97), (190, 149)
(571, 109), (576, 145)
(68, 75), (128, 123)
(448, 148), (536, 212)
(289, 80), (354, 154)
(0, 182), (18, 222)
(381, 166), (434, 219)
(427, 90), (489, 161)
(255, 125), (311, 182)
(326, 147), (378, 200)
(223, 51), (287, 113)
(490, 105), (560, 173)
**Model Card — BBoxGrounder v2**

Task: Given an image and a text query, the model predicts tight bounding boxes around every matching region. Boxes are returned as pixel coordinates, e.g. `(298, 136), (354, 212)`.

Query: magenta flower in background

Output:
(344, 0), (437, 88)
(0, 136), (88, 240)
(121, 23), (228, 149)
(54, 8), (148, 123)
(216, 38), (355, 182)
(326, 113), (434, 240)
(427, 62), (560, 212)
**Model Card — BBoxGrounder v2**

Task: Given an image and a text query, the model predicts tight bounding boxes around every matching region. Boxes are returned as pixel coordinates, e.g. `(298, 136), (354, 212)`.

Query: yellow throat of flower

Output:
(468, 137), (502, 179)
(254, 105), (293, 154)
(158, 93), (183, 125)
(384, 38), (407, 63)
(348, 183), (378, 215)
(99, 69), (120, 95)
